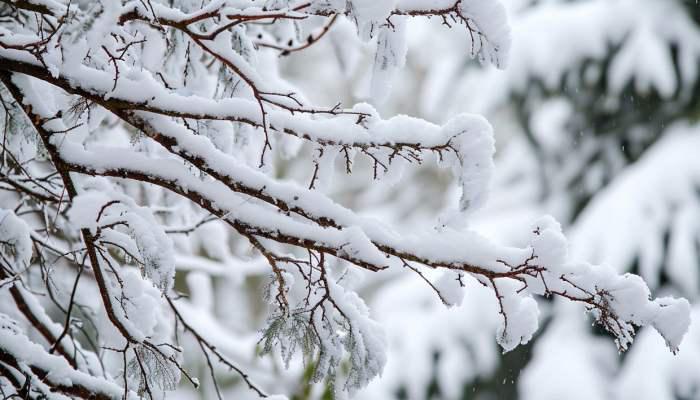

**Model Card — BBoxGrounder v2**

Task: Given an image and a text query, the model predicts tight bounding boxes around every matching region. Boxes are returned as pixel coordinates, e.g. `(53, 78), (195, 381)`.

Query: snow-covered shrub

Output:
(0, 0), (690, 399)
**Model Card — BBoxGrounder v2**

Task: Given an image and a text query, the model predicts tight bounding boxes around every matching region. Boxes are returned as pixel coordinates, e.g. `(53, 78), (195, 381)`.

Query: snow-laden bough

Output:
(0, 0), (689, 399)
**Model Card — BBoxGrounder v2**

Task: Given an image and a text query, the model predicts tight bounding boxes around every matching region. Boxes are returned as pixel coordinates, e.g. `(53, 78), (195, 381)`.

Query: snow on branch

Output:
(0, 0), (688, 399)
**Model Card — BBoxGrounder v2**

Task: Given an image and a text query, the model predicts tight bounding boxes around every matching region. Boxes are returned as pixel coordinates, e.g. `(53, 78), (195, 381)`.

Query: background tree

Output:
(336, 0), (700, 398)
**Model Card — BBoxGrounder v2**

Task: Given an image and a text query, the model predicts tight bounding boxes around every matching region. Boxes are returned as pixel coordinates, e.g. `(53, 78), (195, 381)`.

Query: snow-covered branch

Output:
(0, 0), (690, 399)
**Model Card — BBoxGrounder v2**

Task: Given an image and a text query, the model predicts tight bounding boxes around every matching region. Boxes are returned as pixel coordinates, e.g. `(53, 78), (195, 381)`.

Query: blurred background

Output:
(172, 0), (700, 399)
